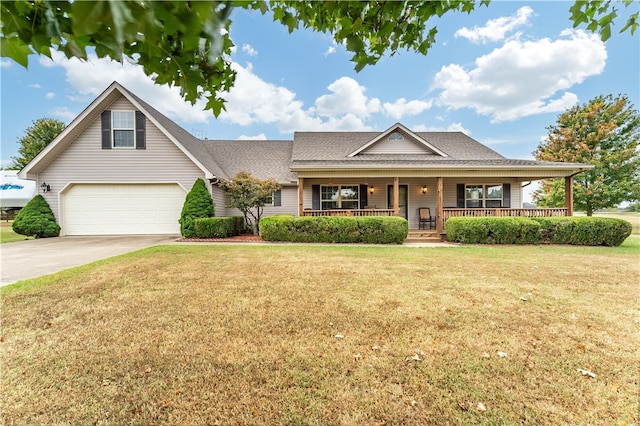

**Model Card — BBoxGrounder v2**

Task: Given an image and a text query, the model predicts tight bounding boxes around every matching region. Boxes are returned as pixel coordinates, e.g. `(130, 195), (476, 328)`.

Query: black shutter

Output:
(503, 183), (511, 208)
(359, 184), (368, 209)
(456, 184), (465, 208)
(273, 190), (281, 207)
(101, 110), (111, 149)
(135, 111), (146, 150)
(312, 185), (320, 210)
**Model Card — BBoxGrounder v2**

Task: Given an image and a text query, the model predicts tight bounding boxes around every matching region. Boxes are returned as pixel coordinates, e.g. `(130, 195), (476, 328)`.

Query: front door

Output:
(387, 184), (408, 219)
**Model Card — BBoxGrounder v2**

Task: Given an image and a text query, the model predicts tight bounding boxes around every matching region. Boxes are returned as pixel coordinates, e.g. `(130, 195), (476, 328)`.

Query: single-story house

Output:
(20, 81), (592, 236)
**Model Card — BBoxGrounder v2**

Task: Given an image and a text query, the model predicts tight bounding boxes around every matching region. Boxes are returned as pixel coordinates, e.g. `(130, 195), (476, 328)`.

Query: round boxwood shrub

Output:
(179, 178), (214, 238)
(12, 194), (60, 238)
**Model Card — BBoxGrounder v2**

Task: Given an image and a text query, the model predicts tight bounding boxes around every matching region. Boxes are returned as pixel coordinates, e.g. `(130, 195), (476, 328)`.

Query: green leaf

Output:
(0, 36), (32, 67)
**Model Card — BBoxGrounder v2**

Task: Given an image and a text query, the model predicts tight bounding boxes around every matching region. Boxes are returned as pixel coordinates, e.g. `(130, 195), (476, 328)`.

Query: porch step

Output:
(405, 230), (443, 243)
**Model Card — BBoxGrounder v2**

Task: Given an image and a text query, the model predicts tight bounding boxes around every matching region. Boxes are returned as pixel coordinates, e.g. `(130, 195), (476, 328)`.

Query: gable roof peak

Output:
(348, 122), (449, 157)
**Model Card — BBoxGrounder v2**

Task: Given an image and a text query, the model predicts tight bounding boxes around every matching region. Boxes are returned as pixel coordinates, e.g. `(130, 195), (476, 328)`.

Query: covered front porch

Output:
(297, 175), (578, 235)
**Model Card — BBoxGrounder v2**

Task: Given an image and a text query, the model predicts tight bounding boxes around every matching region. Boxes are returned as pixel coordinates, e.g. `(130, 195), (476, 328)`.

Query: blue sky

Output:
(1, 2), (638, 201)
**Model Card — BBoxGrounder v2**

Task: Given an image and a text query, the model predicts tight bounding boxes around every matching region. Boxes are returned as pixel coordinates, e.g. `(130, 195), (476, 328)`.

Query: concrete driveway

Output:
(1, 235), (178, 287)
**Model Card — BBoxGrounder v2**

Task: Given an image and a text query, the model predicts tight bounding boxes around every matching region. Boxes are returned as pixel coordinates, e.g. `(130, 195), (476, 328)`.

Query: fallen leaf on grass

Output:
(519, 297), (528, 301)
(578, 368), (596, 378)
(458, 401), (469, 411)
(406, 354), (422, 362)
(480, 352), (491, 359)
(371, 345), (380, 351)
(334, 333), (344, 339)
(477, 402), (487, 412)
(353, 353), (362, 361)
(497, 351), (508, 358)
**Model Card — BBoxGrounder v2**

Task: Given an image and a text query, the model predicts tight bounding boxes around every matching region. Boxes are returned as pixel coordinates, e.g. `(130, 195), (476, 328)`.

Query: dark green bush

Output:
(446, 216), (632, 246)
(12, 195), (60, 238)
(566, 217), (632, 246)
(531, 217), (574, 244)
(446, 217), (539, 244)
(231, 216), (246, 235)
(179, 178), (214, 238)
(259, 215), (408, 244)
(195, 217), (235, 238)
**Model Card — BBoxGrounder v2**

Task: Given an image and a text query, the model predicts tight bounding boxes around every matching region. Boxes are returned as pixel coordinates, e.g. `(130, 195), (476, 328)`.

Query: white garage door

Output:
(62, 184), (186, 235)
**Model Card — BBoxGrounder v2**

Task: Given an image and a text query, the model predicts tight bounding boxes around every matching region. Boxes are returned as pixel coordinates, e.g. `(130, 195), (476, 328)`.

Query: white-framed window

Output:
(321, 185), (360, 210)
(465, 184), (503, 208)
(388, 132), (404, 141)
(112, 111), (135, 148)
(265, 193), (274, 206)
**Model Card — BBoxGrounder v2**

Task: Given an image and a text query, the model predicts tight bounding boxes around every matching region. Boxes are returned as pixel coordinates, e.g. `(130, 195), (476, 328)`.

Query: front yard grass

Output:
(0, 222), (31, 243)
(1, 244), (638, 425)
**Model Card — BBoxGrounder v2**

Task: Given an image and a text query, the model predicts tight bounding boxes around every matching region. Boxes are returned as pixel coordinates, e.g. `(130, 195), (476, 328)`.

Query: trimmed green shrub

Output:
(446, 217), (539, 244)
(231, 216), (246, 235)
(260, 215), (408, 244)
(179, 178), (214, 238)
(566, 217), (632, 246)
(531, 217), (575, 244)
(195, 217), (236, 238)
(12, 195), (60, 238)
(446, 216), (632, 246)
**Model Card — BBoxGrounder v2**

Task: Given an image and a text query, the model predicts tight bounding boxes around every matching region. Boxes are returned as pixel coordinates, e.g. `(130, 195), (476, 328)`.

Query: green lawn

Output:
(0, 222), (31, 243)
(1, 243), (638, 425)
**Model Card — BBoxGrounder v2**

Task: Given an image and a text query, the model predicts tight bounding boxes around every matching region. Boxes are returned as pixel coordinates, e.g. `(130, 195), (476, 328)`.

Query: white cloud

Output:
(433, 29), (606, 122)
(0, 59), (12, 68)
(383, 98), (433, 119)
(413, 122), (471, 134)
(38, 51), (212, 124)
(29, 83), (42, 89)
(38, 49), (437, 136)
(313, 77), (380, 119)
(48, 106), (77, 121)
(220, 62), (303, 127)
(45, 92), (55, 99)
(455, 6), (534, 44)
(242, 44), (257, 56)
(237, 133), (267, 140)
(324, 45), (336, 57)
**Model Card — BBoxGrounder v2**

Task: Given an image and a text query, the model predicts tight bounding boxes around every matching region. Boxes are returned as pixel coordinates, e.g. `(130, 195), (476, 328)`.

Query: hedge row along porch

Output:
(20, 82), (592, 236)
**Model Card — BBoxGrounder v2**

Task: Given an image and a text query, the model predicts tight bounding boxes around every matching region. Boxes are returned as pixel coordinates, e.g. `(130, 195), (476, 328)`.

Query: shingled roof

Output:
(290, 130), (506, 164)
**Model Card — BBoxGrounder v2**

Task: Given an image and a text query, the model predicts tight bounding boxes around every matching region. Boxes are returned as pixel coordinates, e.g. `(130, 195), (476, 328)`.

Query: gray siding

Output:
(40, 97), (205, 222)
(362, 133), (435, 155)
(211, 185), (228, 217)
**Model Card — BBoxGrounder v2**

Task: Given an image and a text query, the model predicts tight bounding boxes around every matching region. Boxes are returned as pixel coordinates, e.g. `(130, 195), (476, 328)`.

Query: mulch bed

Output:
(178, 234), (264, 243)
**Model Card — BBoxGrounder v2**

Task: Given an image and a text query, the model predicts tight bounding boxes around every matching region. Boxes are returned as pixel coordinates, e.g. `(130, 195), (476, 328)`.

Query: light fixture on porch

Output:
(40, 182), (51, 193)
(421, 185), (428, 194)
(369, 186), (375, 195)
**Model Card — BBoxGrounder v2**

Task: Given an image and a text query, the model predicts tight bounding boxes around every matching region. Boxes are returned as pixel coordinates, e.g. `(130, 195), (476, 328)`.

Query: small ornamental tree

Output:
(219, 171), (281, 234)
(179, 178), (214, 238)
(12, 195), (60, 238)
